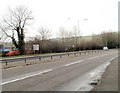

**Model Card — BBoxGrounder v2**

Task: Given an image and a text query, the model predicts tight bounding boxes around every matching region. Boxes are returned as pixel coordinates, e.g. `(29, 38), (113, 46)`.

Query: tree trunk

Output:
(18, 28), (25, 55)
(12, 27), (25, 55)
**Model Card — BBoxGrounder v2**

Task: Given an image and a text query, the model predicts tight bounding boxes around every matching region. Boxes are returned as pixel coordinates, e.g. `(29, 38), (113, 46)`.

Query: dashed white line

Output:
(2, 53), (116, 85)
(100, 54), (109, 57)
(88, 56), (99, 60)
(65, 60), (84, 66)
(88, 54), (110, 60)
(1, 69), (53, 85)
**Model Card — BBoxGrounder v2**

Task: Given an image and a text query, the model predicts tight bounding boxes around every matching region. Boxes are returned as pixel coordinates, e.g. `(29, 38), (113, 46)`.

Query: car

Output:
(6, 50), (19, 56)
(6, 49), (33, 56)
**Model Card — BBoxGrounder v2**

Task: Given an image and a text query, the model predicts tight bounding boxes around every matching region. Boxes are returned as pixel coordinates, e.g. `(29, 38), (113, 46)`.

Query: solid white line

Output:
(65, 60), (84, 66)
(1, 69), (53, 85)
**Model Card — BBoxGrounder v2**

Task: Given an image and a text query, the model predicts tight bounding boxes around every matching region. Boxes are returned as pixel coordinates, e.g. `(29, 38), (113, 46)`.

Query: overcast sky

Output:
(0, 0), (119, 38)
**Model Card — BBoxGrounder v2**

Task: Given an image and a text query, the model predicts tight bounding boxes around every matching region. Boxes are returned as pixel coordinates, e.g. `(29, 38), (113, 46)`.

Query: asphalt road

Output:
(1, 49), (118, 91)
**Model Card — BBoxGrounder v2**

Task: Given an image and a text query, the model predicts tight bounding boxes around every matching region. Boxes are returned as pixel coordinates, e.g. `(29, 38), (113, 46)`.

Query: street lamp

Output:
(67, 18), (88, 51)
(68, 18), (88, 34)
(77, 19), (88, 34)
(77, 19), (88, 51)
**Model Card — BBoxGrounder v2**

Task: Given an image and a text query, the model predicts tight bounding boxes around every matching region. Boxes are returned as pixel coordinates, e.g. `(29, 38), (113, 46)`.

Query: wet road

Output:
(2, 49), (118, 91)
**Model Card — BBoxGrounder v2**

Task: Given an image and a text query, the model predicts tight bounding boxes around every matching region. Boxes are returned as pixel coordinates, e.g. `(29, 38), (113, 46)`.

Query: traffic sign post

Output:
(33, 44), (39, 54)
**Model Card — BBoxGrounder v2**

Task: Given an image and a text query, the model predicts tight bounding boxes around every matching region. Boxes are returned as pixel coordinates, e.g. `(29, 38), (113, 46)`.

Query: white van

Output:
(103, 47), (108, 50)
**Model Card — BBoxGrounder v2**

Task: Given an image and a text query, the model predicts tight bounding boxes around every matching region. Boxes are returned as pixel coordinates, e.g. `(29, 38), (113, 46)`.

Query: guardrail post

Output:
(25, 59), (26, 63)
(39, 57), (41, 61)
(68, 54), (69, 56)
(74, 53), (76, 57)
(60, 55), (62, 58)
(51, 56), (52, 60)
(6, 62), (7, 65)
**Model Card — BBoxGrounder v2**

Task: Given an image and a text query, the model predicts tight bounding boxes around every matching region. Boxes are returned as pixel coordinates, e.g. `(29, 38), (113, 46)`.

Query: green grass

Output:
(0, 53), (55, 59)
(81, 35), (92, 41)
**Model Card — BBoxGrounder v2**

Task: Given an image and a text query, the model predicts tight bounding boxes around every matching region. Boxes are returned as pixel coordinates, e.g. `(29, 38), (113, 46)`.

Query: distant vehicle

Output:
(0, 46), (12, 57)
(103, 47), (108, 50)
(6, 50), (33, 56)
(6, 50), (19, 56)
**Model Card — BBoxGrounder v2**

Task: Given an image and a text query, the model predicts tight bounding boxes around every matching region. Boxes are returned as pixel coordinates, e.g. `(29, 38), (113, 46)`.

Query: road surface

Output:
(1, 49), (118, 91)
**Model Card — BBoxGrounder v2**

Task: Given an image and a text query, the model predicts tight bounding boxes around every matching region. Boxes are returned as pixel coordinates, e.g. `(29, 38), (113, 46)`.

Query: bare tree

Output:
(71, 26), (81, 47)
(0, 6), (33, 54)
(59, 27), (67, 44)
(0, 30), (8, 45)
(38, 27), (51, 52)
(58, 26), (82, 51)
(101, 31), (108, 47)
(38, 27), (51, 41)
(101, 30), (118, 48)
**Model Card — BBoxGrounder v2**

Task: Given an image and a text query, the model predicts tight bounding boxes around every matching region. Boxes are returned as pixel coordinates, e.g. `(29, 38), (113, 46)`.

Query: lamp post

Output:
(77, 19), (88, 34)
(68, 18), (88, 51)
(68, 18), (88, 35)
(77, 19), (88, 51)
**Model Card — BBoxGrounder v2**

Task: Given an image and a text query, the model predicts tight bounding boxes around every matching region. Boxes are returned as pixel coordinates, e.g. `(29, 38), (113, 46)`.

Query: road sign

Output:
(33, 44), (39, 50)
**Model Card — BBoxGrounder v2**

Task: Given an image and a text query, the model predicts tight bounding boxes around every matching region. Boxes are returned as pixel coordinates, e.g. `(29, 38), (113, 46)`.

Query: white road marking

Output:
(88, 54), (110, 60)
(100, 54), (109, 57)
(2, 52), (117, 85)
(65, 60), (84, 66)
(1, 69), (53, 85)
(88, 56), (98, 60)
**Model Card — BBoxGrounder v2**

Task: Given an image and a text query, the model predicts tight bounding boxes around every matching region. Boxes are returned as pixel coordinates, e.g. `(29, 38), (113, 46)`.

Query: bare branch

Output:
(0, 27), (12, 38)
(3, 18), (16, 30)
(38, 27), (51, 40)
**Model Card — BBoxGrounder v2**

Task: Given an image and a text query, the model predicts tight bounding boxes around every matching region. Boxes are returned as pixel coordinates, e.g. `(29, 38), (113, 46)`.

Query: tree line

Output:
(0, 6), (118, 55)
(25, 30), (118, 54)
